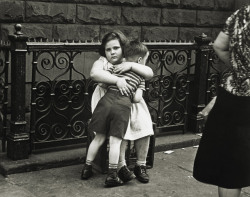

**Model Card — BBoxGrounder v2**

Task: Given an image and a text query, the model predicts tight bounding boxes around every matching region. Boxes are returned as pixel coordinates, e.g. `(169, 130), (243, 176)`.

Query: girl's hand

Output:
(116, 78), (133, 96)
(113, 62), (132, 74)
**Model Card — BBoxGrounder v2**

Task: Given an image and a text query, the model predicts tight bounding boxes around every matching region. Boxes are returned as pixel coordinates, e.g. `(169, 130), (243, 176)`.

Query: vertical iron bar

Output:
(7, 24), (29, 160)
(30, 51), (38, 153)
(183, 50), (191, 134)
(2, 50), (10, 152)
(156, 51), (165, 127)
(188, 34), (212, 133)
(2, 49), (10, 152)
(206, 49), (213, 103)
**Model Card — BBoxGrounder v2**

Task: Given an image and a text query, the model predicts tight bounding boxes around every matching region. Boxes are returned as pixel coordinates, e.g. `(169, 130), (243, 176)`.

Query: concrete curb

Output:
(0, 133), (201, 176)
(155, 138), (200, 152)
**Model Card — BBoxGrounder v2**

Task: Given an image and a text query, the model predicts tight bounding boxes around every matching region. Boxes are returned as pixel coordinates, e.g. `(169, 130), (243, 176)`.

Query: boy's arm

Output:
(113, 62), (153, 80)
(132, 88), (143, 103)
(132, 78), (145, 103)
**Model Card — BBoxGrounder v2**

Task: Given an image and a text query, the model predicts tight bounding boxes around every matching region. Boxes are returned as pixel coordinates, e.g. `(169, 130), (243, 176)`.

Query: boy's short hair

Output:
(123, 40), (149, 61)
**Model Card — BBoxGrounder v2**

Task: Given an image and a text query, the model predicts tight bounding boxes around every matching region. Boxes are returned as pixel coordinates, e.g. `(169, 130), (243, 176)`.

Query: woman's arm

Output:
(113, 62), (154, 80)
(213, 31), (230, 66)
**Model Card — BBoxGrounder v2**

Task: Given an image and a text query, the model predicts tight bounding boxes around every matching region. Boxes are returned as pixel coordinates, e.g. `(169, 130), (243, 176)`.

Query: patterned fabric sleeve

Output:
(138, 79), (145, 91)
(220, 5), (250, 96)
(222, 9), (239, 35)
(106, 66), (114, 73)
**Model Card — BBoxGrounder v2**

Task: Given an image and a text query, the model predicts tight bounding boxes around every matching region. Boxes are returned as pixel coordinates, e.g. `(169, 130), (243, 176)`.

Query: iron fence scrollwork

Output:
(28, 47), (96, 150)
(0, 41), (10, 152)
(2, 25), (231, 160)
(145, 43), (196, 134)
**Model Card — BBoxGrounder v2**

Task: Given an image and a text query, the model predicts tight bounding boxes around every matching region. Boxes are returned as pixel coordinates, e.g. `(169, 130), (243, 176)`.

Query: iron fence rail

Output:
(1, 25), (227, 160)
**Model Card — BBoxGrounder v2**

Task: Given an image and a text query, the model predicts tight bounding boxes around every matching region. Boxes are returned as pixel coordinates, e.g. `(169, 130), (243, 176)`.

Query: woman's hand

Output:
(113, 62), (132, 74)
(116, 78), (133, 96)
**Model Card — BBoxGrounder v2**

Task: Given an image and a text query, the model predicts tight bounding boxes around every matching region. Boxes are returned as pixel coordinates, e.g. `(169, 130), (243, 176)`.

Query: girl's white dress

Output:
(91, 56), (154, 140)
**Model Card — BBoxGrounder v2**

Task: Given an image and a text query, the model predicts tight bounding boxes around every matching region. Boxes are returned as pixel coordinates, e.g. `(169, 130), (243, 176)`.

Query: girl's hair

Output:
(99, 30), (128, 57)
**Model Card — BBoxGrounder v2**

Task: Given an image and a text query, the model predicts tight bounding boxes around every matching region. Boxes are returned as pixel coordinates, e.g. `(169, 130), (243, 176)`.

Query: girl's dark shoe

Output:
(105, 169), (123, 187)
(81, 164), (93, 179)
(118, 165), (136, 182)
(134, 165), (149, 183)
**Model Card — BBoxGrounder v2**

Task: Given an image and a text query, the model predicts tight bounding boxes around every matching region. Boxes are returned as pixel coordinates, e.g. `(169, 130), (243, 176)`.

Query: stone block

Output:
(77, 4), (121, 24)
(197, 11), (231, 27)
(53, 24), (99, 41)
(142, 26), (178, 41)
(179, 27), (212, 41)
(0, 24), (15, 41)
(26, 0), (99, 2)
(100, 26), (141, 41)
(144, 0), (180, 7)
(102, 0), (144, 6)
(0, 0), (24, 22)
(162, 9), (196, 26)
(181, 0), (214, 9)
(26, 2), (76, 23)
(211, 28), (222, 40)
(1, 24), (53, 41)
(215, 0), (235, 10)
(7, 136), (29, 160)
(24, 24), (53, 40)
(122, 7), (161, 25)
(75, 0), (100, 3)
(27, 0), (81, 2)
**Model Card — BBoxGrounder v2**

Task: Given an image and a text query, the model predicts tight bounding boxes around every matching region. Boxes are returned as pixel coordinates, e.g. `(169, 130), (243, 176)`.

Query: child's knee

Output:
(93, 133), (106, 144)
(109, 136), (122, 145)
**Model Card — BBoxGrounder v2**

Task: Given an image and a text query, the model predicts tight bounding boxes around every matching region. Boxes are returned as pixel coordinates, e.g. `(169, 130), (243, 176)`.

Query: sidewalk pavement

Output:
(0, 132), (201, 175)
(1, 146), (250, 197)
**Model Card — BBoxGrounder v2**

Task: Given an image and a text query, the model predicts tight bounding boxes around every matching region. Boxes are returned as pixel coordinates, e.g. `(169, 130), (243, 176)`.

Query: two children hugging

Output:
(81, 40), (150, 187)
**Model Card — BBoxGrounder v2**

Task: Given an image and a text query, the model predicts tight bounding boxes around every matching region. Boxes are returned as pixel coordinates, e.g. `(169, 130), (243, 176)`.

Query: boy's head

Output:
(123, 40), (149, 65)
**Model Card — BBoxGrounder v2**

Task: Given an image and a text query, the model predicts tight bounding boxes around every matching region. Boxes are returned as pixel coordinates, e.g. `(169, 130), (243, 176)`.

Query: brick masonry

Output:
(0, 0), (237, 41)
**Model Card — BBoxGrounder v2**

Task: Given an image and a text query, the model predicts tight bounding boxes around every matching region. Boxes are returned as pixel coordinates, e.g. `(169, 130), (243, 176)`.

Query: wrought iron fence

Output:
(25, 40), (201, 150)
(206, 49), (231, 102)
(144, 42), (197, 134)
(1, 24), (229, 160)
(0, 41), (10, 152)
(27, 41), (100, 150)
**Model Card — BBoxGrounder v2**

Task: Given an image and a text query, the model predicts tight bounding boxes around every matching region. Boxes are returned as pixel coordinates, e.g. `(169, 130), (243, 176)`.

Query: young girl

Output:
(81, 31), (154, 186)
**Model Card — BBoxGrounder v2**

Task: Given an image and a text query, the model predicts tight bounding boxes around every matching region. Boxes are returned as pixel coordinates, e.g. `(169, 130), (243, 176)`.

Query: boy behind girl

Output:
(82, 40), (149, 187)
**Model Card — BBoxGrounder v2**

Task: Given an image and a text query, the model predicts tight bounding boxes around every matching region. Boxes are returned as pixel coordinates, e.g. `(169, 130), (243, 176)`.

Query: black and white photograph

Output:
(0, 0), (250, 196)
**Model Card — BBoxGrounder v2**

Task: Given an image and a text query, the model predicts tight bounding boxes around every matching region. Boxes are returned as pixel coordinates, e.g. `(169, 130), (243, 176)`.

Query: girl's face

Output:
(105, 39), (123, 65)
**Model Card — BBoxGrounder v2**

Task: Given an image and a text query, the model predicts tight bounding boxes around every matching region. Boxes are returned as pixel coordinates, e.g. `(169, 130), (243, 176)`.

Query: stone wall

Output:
(235, 0), (250, 9)
(0, 0), (236, 42)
